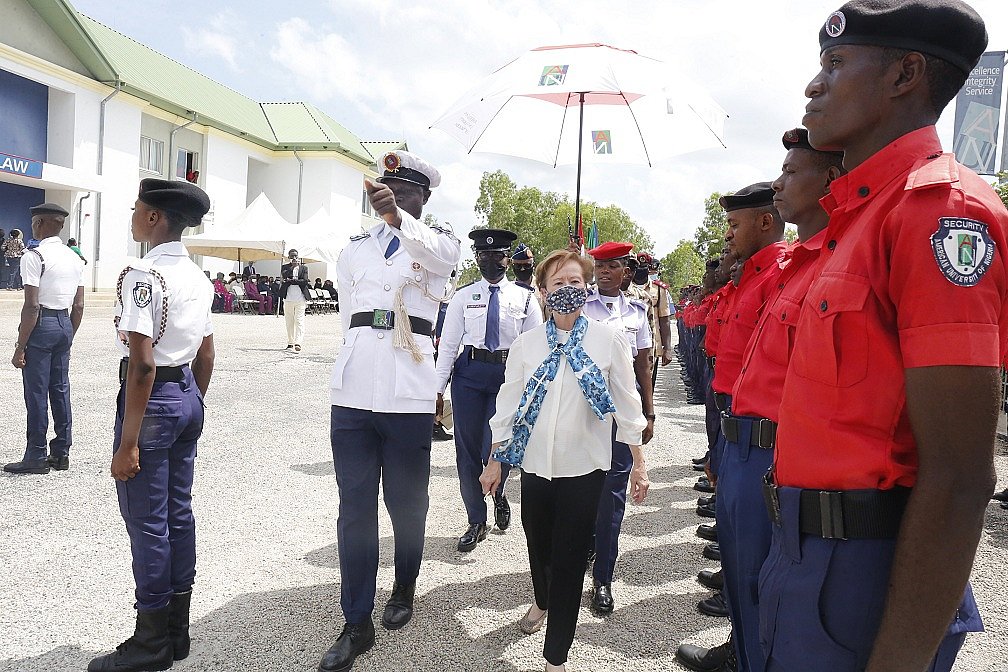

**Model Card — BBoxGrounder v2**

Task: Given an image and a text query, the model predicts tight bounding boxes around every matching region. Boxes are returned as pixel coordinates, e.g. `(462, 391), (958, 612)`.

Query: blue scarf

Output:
(493, 316), (616, 467)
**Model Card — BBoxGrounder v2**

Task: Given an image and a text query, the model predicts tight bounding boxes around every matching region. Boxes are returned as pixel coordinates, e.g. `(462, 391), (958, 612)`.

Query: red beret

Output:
(587, 241), (634, 261)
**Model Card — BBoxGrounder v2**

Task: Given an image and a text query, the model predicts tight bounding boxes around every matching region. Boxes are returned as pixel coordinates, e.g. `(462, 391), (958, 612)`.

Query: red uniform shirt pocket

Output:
(761, 296), (802, 368)
(792, 275), (872, 388)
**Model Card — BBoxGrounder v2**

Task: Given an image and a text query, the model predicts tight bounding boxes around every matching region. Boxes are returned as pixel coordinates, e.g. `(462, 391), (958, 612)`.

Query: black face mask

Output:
(513, 265), (534, 282)
(632, 267), (649, 285)
(478, 259), (507, 280)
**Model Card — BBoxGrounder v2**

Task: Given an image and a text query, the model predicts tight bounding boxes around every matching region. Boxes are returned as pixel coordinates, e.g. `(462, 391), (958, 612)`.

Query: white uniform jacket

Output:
(581, 290), (652, 356)
(434, 277), (542, 392)
(331, 211), (461, 413)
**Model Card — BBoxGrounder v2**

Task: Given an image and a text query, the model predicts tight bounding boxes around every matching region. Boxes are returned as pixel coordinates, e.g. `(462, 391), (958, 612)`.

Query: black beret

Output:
(819, 0), (987, 75)
(511, 242), (534, 262)
(719, 182), (775, 212)
(469, 228), (518, 251)
(30, 203), (69, 218)
(782, 127), (845, 156)
(138, 178), (211, 223)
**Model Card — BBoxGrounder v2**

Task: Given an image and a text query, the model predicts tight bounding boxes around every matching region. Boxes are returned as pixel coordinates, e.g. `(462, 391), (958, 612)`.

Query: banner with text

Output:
(953, 51), (1006, 175)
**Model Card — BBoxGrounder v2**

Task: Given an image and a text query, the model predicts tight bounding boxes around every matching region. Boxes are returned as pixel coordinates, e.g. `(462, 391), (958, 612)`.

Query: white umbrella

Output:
(431, 43), (728, 227)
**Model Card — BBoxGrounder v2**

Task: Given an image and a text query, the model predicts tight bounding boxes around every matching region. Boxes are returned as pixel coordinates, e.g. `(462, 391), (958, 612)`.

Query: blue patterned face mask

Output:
(546, 285), (587, 314)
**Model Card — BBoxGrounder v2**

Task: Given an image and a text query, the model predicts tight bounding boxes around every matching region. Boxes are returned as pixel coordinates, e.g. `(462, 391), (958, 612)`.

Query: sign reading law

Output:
(0, 152), (43, 179)
(952, 51), (1006, 175)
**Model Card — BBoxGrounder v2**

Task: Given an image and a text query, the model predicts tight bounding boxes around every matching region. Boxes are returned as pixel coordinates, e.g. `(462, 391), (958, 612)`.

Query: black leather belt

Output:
(470, 346), (508, 364)
(350, 311), (432, 336)
(762, 472), (909, 539)
(713, 393), (731, 413)
(40, 307), (68, 316)
(721, 415), (777, 449)
(119, 357), (185, 384)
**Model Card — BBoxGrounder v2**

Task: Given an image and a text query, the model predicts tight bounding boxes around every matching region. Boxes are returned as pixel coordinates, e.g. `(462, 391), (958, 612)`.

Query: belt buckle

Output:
(757, 418), (776, 449)
(499, 350), (508, 364)
(761, 470), (782, 526)
(818, 491), (847, 539)
(370, 309), (394, 330)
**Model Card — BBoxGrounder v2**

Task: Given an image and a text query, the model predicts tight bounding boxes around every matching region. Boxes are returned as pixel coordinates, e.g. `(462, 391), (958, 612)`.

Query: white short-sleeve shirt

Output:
(20, 237), (85, 310)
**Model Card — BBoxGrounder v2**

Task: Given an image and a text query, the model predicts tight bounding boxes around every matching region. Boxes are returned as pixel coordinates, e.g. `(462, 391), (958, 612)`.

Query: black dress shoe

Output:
(697, 495), (714, 507)
(590, 581), (614, 615)
(696, 524), (718, 542)
(457, 523), (488, 552)
(3, 459), (50, 475)
(676, 638), (737, 671)
(432, 423), (454, 441)
(1001, 501), (1008, 510)
(698, 591), (730, 618)
(47, 455), (69, 471)
(694, 478), (715, 494)
(691, 456), (708, 465)
(697, 569), (724, 591)
(693, 463), (707, 471)
(696, 503), (716, 518)
(992, 488), (1008, 502)
(381, 582), (415, 630)
(702, 543), (721, 561)
(687, 396), (706, 405)
(494, 494), (511, 531)
(318, 621), (376, 672)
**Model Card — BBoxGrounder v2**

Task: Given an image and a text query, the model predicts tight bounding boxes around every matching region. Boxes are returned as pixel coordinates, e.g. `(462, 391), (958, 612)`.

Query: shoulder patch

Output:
(133, 281), (153, 308)
(931, 217), (995, 287)
(350, 232), (371, 242)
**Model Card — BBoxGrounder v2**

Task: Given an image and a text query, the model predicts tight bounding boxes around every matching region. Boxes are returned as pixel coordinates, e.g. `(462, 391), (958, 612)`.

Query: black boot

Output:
(676, 636), (737, 671)
(167, 591), (192, 661)
(318, 620), (376, 672)
(88, 606), (173, 671)
(381, 582), (416, 630)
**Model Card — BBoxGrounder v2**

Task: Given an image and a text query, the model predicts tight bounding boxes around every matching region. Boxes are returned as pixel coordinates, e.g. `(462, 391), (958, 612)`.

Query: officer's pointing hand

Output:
(364, 178), (402, 228)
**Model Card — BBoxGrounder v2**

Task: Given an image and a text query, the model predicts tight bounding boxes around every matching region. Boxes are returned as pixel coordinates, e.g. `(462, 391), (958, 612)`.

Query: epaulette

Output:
(431, 224), (459, 242)
(652, 279), (669, 290)
(457, 280), (478, 290)
(350, 232), (371, 242)
(905, 153), (957, 191)
(628, 298), (648, 312)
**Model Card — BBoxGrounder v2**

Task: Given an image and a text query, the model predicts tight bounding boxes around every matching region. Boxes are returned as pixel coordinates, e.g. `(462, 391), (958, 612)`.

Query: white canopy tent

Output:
(289, 207), (366, 266)
(182, 193), (324, 263)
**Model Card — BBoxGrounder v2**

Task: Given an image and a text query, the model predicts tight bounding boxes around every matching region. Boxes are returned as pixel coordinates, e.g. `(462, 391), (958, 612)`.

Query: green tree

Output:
(660, 239), (705, 289)
(995, 172), (1008, 210)
(473, 170), (654, 260)
(784, 225), (798, 244)
(693, 192), (728, 258)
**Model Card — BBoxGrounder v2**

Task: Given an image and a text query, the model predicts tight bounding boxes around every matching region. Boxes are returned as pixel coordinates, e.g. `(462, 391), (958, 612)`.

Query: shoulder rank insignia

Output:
(350, 232), (371, 242)
(931, 217), (995, 287)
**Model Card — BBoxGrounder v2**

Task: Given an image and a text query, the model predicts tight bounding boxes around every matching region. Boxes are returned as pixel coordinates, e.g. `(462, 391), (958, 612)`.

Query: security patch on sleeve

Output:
(133, 281), (153, 308)
(931, 217), (995, 287)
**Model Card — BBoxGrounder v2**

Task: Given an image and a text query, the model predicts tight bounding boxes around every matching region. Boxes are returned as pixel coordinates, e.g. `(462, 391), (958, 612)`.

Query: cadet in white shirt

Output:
(582, 241), (655, 617)
(321, 151), (461, 672)
(5, 203), (85, 475)
(89, 179), (215, 672)
(435, 228), (542, 553)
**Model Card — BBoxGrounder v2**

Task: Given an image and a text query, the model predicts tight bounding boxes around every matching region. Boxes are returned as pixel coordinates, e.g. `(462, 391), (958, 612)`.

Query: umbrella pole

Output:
(574, 92), (585, 249)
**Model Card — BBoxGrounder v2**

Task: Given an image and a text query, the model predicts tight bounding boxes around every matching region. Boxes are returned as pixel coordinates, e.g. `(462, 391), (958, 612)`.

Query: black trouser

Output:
(521, 469), (605, 666)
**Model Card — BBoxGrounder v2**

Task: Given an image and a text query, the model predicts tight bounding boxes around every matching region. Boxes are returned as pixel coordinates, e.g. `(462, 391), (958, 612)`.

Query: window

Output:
(176, 149), (199, 182)
(362, 187), (377, 217)
(139, 136), (164, 173)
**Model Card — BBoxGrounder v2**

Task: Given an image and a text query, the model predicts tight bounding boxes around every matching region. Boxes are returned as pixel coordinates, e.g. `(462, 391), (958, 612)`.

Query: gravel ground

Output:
(0, 304), (1006, 671)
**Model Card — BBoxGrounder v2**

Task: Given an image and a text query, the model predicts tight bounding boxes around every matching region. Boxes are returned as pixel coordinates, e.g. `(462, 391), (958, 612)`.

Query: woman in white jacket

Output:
(480, 249), (649, 672)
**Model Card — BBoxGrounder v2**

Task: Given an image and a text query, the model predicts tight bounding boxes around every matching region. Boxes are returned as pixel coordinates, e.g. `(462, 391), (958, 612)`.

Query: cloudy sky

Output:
(72, 0), (1008, 256)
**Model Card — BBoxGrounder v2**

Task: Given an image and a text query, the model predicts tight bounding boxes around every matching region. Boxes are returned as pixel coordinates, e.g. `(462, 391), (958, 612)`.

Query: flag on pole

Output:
(587, 216), (599, 250)
(577, 215), (585, 255)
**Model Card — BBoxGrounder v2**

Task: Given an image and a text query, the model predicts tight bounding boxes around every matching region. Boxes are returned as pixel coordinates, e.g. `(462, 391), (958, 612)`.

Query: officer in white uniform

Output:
(435, 228), (542, 553)
(90, 178), (215, 672)
(320, 151), (461, 672)
(5, 203), (85, 475)
(582, 241), (656, 616)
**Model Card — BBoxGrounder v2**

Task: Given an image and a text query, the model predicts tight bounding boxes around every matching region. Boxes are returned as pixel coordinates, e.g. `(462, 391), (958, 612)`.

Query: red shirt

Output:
(712, 242), (789, 394)
(775, 127), (1008, 490)
(703, 283), (734, 356)
(731, 231), (826, 420)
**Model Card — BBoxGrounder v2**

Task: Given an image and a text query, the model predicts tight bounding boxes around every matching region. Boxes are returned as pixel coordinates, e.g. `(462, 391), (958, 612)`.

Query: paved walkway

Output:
(1, 307), (1005, 670)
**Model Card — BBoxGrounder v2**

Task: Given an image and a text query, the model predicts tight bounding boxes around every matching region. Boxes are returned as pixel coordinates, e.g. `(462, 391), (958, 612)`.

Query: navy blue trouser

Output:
(593, 423), (633, 584)
(330, 406), (432, 624)
(716, 418), (774, 672)
(6, 257), (22, 289)
(114, 367), (203, 611)
(703, 361), (719, 453)
(22, 310), (73, 461)
(758, 486), (983, 671)
(451, 348), (509, 524)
